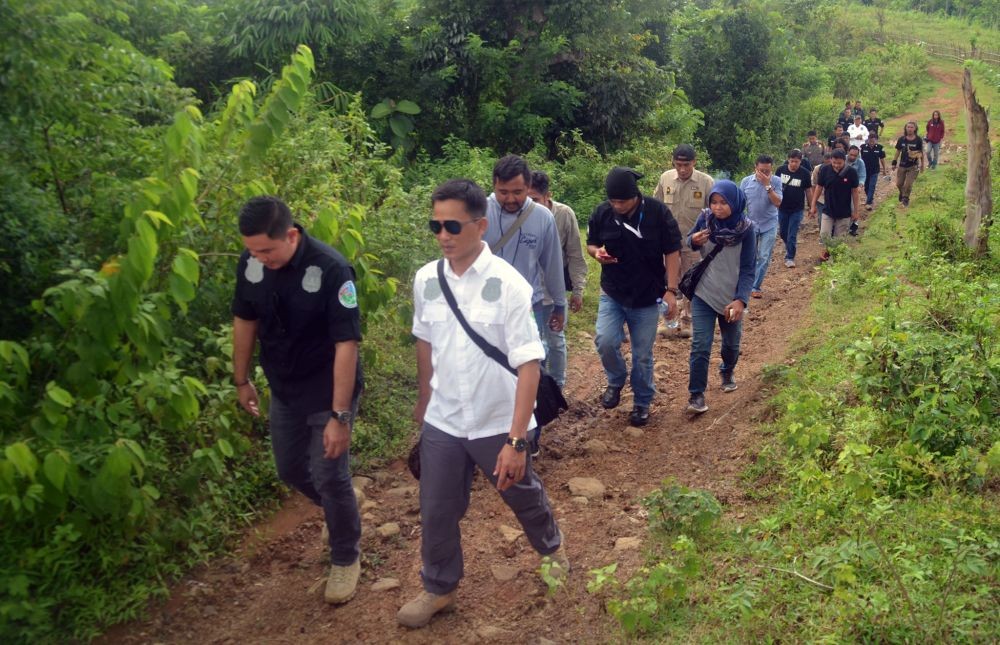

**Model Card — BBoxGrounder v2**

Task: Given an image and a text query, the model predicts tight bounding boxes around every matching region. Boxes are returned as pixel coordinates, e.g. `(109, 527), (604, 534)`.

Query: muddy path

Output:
(103, 69), (965, 645)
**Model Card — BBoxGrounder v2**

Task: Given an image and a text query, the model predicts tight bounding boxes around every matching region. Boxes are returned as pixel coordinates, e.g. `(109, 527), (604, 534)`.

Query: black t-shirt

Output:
(776, 164), (813, 213)
(231, 225), (363, 409)
(817, 165), (859, 218)
(828, 133), (846, 149)
(586, 195), (682, 308)
(860, 143), (885, 174)
(895, 136), (924, 168)
(864, 118), (883, 135)
(837, 116), (853, 131)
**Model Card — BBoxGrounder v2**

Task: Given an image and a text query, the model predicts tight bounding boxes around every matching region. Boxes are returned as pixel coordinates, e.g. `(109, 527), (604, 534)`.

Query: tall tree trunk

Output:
(962, 68), (992, 256)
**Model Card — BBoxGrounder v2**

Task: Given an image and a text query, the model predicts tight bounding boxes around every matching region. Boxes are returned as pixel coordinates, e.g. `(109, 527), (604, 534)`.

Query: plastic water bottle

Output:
(657, 298), (679, 329)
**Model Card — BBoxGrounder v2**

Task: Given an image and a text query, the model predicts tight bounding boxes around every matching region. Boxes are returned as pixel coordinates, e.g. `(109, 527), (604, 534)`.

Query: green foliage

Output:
(830, 44), (931, 119)
(0, 43), (400, 641)
(643, 479), (723, 536)
(221, 0), (377, 67)
(673, 3), (830, 175)
(588, 535), (703, 636)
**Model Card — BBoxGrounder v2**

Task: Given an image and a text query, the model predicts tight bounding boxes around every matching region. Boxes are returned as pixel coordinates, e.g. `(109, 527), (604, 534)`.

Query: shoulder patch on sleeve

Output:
(338, 280), (358, 308)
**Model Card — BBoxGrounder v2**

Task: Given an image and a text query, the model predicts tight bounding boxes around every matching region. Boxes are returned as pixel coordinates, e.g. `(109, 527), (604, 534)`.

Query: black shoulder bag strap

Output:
(436, 259), (517, 377)
(490, 200), (536, 255)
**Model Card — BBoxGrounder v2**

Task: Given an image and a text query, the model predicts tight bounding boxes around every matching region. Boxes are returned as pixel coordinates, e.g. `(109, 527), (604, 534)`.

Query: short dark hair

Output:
(834, 124), (844, 131)
(849, 145), (860, 152)
(807, 130), (817, 137)
(787, 149), (803, 159)
(239, 196), (293, 238)
(869, 108), (877, 113)
(529, 170), (550, 195)
(431, 179), (487, 219)
(492, 154), (530, 185)
(830, 149), (847, 159)
(755, 154), (773, 166)
(823, 151), (832, 160)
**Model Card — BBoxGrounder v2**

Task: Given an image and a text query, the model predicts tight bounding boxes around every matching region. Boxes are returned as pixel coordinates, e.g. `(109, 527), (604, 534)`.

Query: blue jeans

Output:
(927, 141), (941, 168)
(778, 210), (803, 260)
(270, 395), (361, 566)
(752, 227), (778, 292)
(864, 171), (879, 204)
(594, 293), (658, 407)
(539, 303), (567, 388)
(688, 295), (743, 394)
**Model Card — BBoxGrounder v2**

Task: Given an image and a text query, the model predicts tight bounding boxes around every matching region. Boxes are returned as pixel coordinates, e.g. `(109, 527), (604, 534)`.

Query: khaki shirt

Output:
(550, 200), (588, 298)
(653, 168), (714, 236)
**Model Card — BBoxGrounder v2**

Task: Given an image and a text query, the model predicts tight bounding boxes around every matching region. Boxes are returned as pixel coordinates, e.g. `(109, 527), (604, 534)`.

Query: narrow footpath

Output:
(106, 67), (965, 645)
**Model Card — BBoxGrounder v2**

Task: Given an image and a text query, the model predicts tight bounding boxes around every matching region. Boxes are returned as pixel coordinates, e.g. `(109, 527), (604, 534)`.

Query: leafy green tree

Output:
(674, 3), (827, 175)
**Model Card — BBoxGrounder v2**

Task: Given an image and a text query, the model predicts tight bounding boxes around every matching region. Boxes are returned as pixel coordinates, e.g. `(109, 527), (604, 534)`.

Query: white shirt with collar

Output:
(412, 243), (545, 440)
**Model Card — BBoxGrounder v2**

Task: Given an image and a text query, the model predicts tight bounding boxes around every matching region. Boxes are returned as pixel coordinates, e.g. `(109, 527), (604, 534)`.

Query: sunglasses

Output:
(428, 219), (478, 235)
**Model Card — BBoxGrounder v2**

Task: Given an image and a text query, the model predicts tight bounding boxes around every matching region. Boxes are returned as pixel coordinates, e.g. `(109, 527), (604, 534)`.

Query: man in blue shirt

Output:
(739, 155), (782, 299)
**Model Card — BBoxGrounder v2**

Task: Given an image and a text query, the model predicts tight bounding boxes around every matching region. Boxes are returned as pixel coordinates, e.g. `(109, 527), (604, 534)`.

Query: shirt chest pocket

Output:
(661, 191), (675, 205)
(420, 302), (448, 324)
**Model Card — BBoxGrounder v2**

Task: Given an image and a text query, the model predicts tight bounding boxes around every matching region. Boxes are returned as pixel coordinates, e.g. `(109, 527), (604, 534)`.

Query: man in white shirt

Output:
(398, 179), (567, 629)
(847, 115), (870, 150)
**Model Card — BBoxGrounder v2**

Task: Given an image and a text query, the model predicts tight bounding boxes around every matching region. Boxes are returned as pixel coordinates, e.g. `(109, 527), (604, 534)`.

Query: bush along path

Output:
(104, 71), (996, 644)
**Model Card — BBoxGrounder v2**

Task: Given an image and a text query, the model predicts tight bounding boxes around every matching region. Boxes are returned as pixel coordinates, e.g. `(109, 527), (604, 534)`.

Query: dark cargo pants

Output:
(418, 422), (561, 594)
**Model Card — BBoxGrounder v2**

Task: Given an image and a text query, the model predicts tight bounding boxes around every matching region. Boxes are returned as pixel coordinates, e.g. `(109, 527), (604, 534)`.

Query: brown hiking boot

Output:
(540, 531), (570, 581)
(397, 590), (457, 628)
(324, 557), (360, 604)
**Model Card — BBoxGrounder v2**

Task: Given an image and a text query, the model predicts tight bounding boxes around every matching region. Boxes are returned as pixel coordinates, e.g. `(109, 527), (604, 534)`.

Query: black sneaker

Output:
(849, 222), (859, 236)
(902, 197), (909, 207)
(721, 372), (738, 393)
(600, 385), (622, 409)
(686, 393), (708, 414)
(628, 406), (649, 427)
(528, 437), (540, 458)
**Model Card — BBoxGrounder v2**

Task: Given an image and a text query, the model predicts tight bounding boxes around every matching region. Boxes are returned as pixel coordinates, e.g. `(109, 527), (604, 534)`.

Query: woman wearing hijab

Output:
(925, 110), (944, 170)
(684, 180), (756, 414)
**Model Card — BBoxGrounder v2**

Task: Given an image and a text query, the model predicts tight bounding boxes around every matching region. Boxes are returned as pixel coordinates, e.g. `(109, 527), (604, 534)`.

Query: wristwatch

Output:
(765, 185), (774, 192)
(665, 287), (679, 296)
(505, 436), (528, 452)
(332, 410), (354, 424)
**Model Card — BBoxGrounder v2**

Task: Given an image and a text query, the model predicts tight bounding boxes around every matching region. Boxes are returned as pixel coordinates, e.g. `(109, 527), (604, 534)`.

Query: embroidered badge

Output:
(481, 277), (502, 302)
(302, 265), (322, 293)
(338, 280), (358, 308)
(665, 186), (672, 194)
(423, 277), (442, 301)
(693, 191), (703, 199)
(245, 257), (264, 284)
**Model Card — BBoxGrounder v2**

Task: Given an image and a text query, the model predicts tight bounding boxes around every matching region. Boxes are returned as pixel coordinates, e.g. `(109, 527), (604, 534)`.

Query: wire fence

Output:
(873, 33), (1000, 67)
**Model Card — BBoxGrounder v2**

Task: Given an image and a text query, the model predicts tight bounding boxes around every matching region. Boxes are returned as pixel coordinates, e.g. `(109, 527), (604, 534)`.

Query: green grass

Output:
(842, 3), (1000, 53)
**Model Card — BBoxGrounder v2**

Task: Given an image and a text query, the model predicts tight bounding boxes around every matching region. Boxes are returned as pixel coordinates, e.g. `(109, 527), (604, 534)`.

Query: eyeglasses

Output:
(428, 219), (478, 235)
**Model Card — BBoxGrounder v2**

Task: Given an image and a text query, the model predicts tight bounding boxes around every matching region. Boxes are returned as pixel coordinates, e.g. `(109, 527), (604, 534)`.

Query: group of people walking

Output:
(226, 105), (945, 629)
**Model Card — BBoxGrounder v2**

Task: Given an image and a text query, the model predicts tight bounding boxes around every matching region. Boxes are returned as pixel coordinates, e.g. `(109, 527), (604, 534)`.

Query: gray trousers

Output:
(418, 422), (561, 594)
(270, 395), (361, 566)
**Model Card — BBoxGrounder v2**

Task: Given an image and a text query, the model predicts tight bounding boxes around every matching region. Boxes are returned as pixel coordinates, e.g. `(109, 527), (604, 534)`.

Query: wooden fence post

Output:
(961, 68), (993, 256)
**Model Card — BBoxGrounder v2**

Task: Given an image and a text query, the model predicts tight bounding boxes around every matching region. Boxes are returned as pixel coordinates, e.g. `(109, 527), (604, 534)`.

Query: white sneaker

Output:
(785, 259), (796, 268)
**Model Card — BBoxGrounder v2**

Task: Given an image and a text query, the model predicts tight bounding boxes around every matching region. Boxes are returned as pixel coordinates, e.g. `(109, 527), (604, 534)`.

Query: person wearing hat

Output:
(587, 167), (682, 427)
(653, 144), (714, 338)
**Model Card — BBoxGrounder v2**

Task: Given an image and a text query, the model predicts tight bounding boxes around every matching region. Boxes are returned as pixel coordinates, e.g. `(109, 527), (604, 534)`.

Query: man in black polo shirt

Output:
(864, 108), (884, 138)
(587, 167), (681, 427)
(809, 150), (860, 261)
(231, 196), (364, 605)
(776, 149), (812, 268)
(860, 133), (887, 210)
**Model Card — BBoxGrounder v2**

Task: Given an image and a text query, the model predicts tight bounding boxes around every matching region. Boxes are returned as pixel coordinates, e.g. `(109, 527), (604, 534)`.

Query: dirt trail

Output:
(104, 69), (965, 645)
